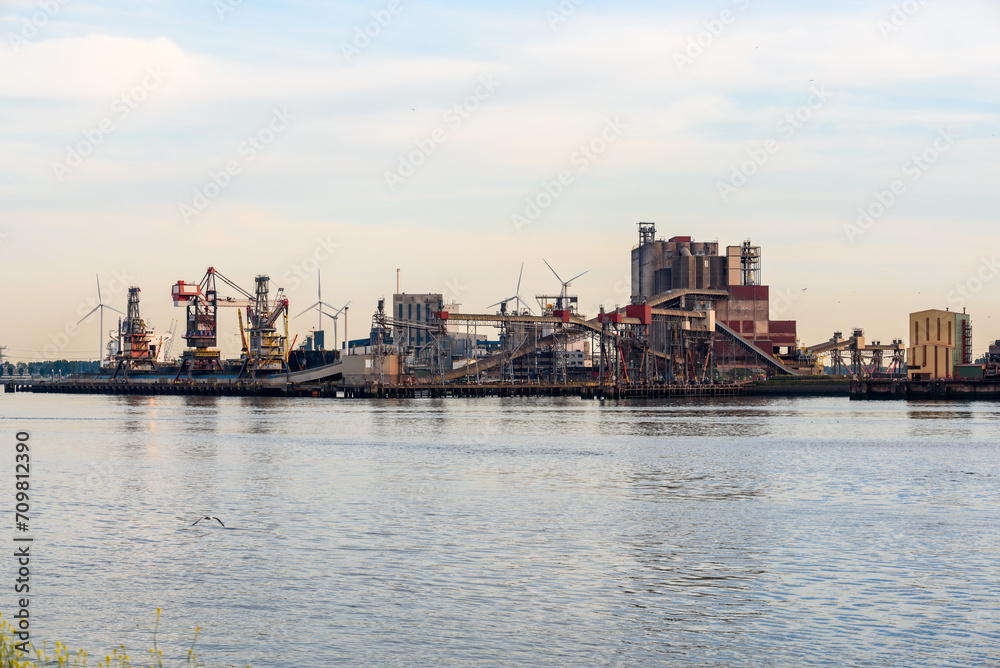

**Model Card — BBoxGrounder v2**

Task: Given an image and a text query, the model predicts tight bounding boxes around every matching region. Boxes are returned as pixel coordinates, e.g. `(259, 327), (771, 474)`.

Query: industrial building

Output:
(906, 308), (974, 380)
(631, 227), (725, 294)
(954, 310), (973, 366)
(393, 293), (446, 349)
(12, 222), (957, 399)
(907, 309), (956, 379)
(355, 224), (801, 387)
(630, 223), (798, 360)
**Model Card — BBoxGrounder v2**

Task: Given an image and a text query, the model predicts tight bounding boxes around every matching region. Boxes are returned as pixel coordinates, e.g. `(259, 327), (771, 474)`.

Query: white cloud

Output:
(2, 2), (999, 356)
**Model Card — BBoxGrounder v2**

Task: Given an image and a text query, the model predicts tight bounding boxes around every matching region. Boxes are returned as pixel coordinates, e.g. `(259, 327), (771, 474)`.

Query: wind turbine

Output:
(543, 259), (589, 310)
(487, 262), (535, 315)
(327, 302), (350, 351)
(293, 270), (347, 349)
(77, 274), (124, 365)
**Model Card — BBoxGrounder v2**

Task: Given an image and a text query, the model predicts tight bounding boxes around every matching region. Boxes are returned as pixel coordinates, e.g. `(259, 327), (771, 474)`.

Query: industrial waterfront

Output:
(4, 223), (998, 401)
(3, 392), (998, 667)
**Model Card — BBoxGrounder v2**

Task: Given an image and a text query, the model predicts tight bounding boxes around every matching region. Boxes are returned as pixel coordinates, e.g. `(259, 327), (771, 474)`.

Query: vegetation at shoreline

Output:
(2, 360), (101, 377)
(0, 610), (246, 668)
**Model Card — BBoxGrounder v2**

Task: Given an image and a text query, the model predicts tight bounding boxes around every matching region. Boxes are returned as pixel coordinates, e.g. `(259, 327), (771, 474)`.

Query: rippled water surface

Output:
(2, 394), (999, 666)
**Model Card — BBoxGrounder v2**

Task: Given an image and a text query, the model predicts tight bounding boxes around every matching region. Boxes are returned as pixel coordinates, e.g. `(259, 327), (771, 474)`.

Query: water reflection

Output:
(629, 468), (765, 503)
(907, 404), (975, 439)
(238, 398), (282, 435)
(6, 394), (1000, 668)
(116, 395), (159, 434)
(619, 514), (771, 659)
(598, 401), (780, 438)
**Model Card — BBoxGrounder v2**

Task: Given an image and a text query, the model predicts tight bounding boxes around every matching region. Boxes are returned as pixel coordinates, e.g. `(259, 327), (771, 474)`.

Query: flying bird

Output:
(192, 516), (225, 527)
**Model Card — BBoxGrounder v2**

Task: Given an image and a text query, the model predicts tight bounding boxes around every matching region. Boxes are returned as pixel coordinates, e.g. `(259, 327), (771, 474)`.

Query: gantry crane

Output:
(171, 267), (290, 379)
(244, 274), (290, 377)
(110, 287), (157, 379)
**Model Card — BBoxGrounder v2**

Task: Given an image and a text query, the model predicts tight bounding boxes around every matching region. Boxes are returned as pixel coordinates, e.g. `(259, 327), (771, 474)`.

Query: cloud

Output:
(1, 2), (999, 356)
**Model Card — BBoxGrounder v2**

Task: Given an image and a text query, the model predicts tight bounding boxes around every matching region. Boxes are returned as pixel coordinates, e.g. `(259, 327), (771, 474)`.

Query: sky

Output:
(1, 0), (998, 363)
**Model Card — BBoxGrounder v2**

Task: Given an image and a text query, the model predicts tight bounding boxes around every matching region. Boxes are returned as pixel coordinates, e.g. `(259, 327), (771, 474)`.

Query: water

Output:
(1, 393), (998, 667)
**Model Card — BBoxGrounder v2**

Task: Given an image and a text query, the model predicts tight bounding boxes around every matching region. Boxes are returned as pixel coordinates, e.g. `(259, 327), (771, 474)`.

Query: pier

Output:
(850, 378), (1000, 400)
(4, 376), (752, 400)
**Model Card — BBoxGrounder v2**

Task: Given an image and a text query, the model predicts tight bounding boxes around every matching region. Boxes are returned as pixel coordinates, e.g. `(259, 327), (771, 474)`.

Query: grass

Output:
(0, 609), (246, 668)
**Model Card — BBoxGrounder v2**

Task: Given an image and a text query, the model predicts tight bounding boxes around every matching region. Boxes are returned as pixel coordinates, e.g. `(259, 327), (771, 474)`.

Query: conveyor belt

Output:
(715, 321), (797, 376)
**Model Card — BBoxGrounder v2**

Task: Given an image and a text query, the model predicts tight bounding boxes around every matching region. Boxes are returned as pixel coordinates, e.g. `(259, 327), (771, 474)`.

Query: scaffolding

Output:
(740, 240), (761, 286)
(111, 287), (157, 378)
(638, 222), (656, 246)
(245, 275), (290, 376)
(961, 318), (973, 364)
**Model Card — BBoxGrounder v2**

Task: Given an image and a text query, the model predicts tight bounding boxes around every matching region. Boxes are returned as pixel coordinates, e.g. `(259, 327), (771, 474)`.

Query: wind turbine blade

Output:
(542, 259), (563, 284)
(294, 302), (321, 318)
(566, 269), (590, 285)
(104, 305), (125, 316)
(515, 262), (524, 296)
(324, 302), (350, 318)
(320, 310), (340, 320)
(317, 268), (321, 301)
(78, 304), (100, 324)
(486, 297), (514, 309)
(96, 273), (102, 304)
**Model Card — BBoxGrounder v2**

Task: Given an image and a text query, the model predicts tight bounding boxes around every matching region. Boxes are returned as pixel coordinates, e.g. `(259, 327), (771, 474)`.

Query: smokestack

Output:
(397, 268), (400, 295)
(344, 306), (349, 353)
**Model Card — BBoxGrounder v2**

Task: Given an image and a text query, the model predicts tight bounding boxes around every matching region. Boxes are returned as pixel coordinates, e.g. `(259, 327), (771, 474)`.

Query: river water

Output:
(1, 393), (998, 667)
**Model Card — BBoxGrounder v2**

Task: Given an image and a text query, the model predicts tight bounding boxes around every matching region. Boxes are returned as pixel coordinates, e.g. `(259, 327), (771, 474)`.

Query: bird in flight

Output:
(192, 516), (225, 527)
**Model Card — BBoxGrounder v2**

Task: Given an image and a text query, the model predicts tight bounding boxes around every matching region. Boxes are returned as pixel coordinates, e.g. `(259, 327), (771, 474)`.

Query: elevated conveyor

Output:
(262, 360), (344, 385)
(647, 288), (729, 308)
(806, 337), (854, 355)
(715, 321), (797, 376)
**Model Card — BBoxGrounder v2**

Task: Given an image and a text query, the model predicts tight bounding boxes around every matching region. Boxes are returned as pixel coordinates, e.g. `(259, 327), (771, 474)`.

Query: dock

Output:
(850, 378), (1000, 400)
(3, 376), (752, 400)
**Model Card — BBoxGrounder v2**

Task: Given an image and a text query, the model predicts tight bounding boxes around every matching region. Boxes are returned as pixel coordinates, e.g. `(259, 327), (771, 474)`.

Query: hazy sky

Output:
(2, 0), (998, 362)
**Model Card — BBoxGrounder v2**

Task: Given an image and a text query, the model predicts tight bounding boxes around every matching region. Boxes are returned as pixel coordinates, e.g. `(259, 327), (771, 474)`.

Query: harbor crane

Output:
(172, 267), (290, 378)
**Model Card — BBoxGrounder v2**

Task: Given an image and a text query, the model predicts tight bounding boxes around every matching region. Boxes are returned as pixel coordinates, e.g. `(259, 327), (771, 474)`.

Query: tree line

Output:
(2, 360), (102, 376)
